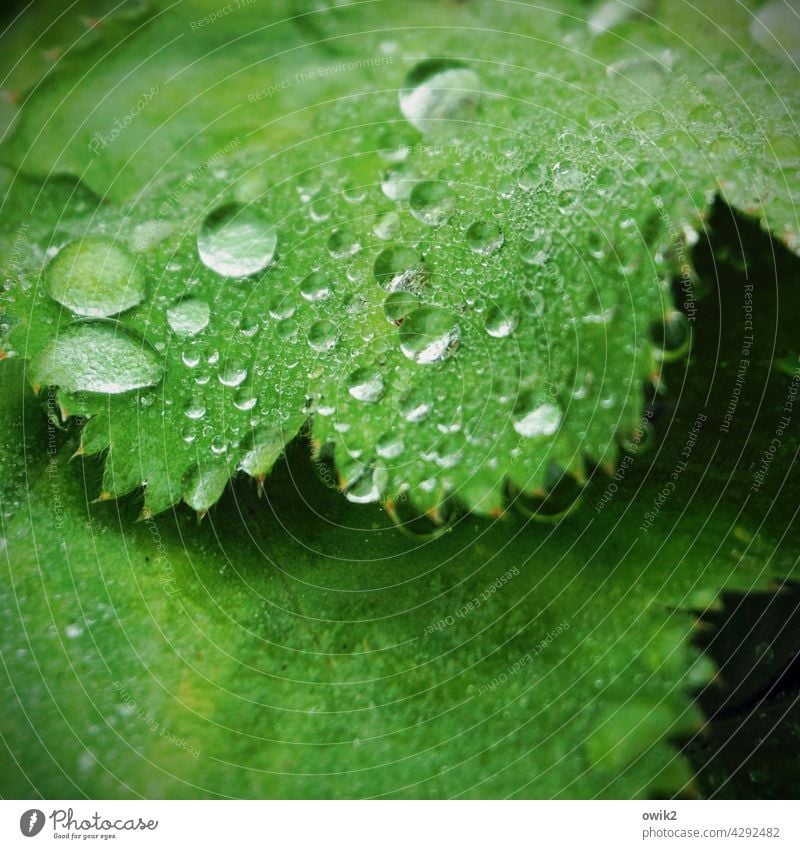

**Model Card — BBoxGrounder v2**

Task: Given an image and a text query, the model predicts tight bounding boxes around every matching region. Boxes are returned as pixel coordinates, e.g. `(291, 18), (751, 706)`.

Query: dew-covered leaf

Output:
(2, 0), (799, 516)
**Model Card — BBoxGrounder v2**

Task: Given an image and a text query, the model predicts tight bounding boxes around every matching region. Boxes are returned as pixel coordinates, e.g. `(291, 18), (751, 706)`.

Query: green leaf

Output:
(0, 345), (796, 798)
(2, 198), (798, 798)
(2, 0), (799, 520)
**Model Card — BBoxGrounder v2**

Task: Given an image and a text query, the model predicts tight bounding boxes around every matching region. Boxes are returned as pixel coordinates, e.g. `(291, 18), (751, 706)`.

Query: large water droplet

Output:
(399, 306), (461, 364)
(399, 59), (480, 135)
(374, 246), (428, 293)
(167, 297), (210, 337)
(409, 180), (455, 226)
(197, 203), (277, 277)
(45, 238), (146, 318)
(513, 401), (562, 438)
(31, 321), (163, 394)
(347, 367), (385, 403)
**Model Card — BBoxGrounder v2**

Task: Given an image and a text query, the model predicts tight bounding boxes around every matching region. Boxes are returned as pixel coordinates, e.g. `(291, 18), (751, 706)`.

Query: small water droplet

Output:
(308, 319), (338, 352)
(519, 226), (552, 266)
(400, 387), (433, 422)
(277, 317), (298, 340)
(218, 361), (248, 387)
(46, 238), (146, 318)
(651, 310), (691, 362)
(300, 271), (332, 302)
(210, 434), (228, 455)
(399, 306), (461, 364)
(377, 432), (404, 459)
(409, 180), (455, 226)
(342, 459), (389, 504)
(513, 401), (562, 438)
(184, 397), (207, 420)
(373, 211), (401, 241)
(197, 203), (277, 276)
(347, 367), (385, 403)
(518, 155), (547, 192)
(465, 220), (504, 255)
(233, 388), (257, 411)
(381, 165), (415, 201)
(484, 305), (519, 338)
(374, 246), (428, 293)
(327, 228), (360, 258)
(384, 290), (420, 323)
(269, 293), (296, 320)
(167, 297), (210, 337)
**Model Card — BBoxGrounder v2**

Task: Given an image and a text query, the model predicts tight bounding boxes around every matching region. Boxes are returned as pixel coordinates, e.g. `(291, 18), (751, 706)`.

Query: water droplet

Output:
(327, 228), (360, 258)
(167, 297), (210, 337)
(409, 180), (455, 226)
(553, 160), (583, 192)
(384, 290), (420, 323)
(484, 305), (519, 338)
(197, 203), (277, 276)
(373, 211), (401, 240)
(45, 238), (146, 318)
(651, 310), (691, 362)
(210, 434), (228, 455)
(377, 432), (404, 459)
(519, 226), (552, 266)
(184, 397), (206, 420)
(218, 361), (248, 387)
(233, 388), (257, 411)
(399, 59), (480, 135)
(513, 401), (562, 438)
(182, 343), (201, 368)
(277, 318), (298, 340)
(373, 246), (428, 293)
(300, 271), (332, 302)
(466, 221), (504, 255)
(347, 367), (385, 403)
(269, 293), (296, 319)
(400, 386), (433, 422)
(399, 307), (461, 364)
(342, 459), (389, 504)
(31, 321), (163, 394)
(381, 165), (415, 201)
(509, 464), (583, 522)
(308, 319), (338, 352)
(518, 155), (547, 191)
